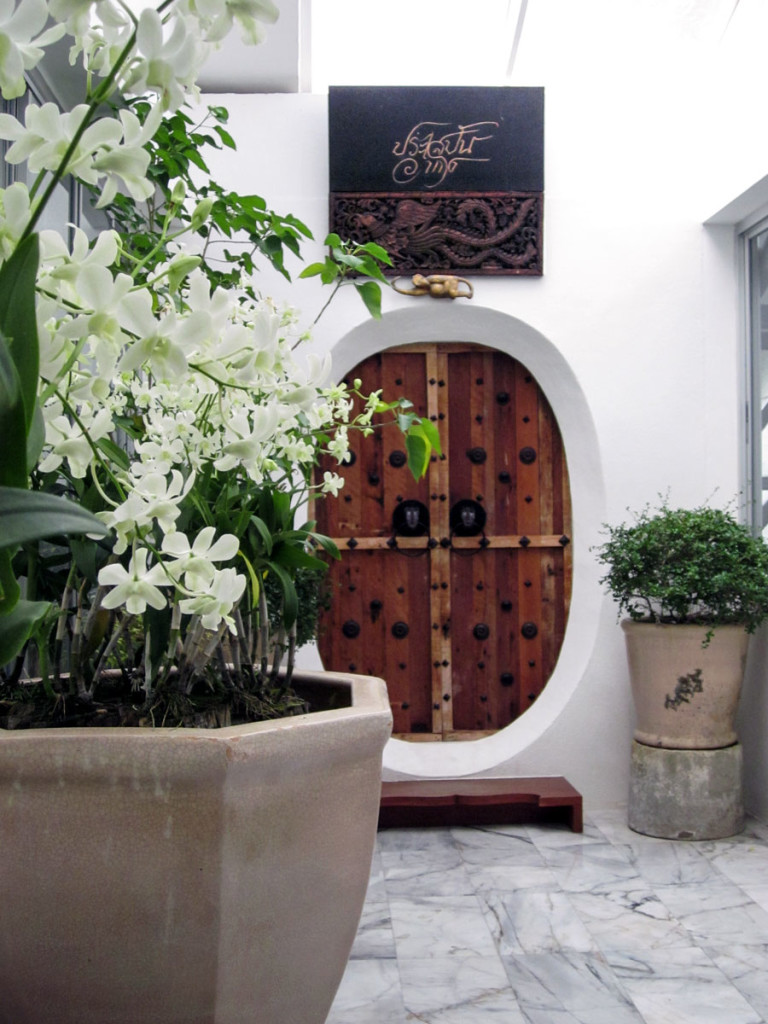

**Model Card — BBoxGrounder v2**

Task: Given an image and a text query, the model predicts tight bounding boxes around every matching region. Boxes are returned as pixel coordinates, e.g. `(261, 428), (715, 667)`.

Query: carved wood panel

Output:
(329, 192), (542, 276)
(314, 344), (571, 740)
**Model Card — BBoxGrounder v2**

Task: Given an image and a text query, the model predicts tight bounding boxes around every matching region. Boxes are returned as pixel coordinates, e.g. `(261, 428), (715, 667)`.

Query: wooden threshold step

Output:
(379, 777), (583, 833)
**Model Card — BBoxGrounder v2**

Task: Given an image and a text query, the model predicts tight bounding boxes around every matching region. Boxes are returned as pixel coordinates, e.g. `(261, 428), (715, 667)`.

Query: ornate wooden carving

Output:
(329, 191), (542, 276)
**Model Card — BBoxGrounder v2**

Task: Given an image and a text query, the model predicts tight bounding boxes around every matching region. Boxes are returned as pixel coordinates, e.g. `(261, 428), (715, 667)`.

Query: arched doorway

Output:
(315, 342), (572, 740)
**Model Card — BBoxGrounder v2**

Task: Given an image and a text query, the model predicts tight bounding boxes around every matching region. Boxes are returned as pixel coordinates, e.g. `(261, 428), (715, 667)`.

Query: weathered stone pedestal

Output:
(628, 741), (744, 840)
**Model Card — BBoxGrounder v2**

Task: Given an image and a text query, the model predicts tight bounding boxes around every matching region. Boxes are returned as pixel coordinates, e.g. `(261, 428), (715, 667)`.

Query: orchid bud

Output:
(190, 198), (215, 230)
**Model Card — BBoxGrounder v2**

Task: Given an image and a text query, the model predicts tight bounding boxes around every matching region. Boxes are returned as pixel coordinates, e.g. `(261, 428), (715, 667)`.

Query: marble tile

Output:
(738, 883), (768, 913)
(451, 824), (544, 865)
(380, 842), (475, 898)
(567, 886), (693, 954)
(329, 815), (768, 1024)
(324, 959), (406, 1024)
(706, 943), (768, 1020)
(348, 903), (397, 960)
(625, 835), (725, 886)
(538, 841), (643, 893)
(700, 840), (768, 887)
(389, 895), (498, 959)
(398, 956), (525, 1022)
(500, 951), (644, 1022)
(652, 881), (768, 947)
(610, 948), (763, 1024)
(480, 890), (600, 955)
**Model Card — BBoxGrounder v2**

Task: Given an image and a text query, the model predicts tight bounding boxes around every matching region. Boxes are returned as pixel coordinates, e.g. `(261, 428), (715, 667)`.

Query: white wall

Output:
(196, 0), (767, 811)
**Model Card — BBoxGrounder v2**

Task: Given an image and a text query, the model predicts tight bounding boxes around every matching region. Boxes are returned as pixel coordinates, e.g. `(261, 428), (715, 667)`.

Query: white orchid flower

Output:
(0, 103), (123, 183)
(91, 105), (163, 207)
(162, 527), (239, 591)
(102, 470), (195, 552)
(0, 0), (65, 100)
(39, 404), (114, 479)
(214, 404), (281, 474)
(0, 181), (30, 256)
(123, 8), (205, 112)
(99, 548), (169, 615)
(191, 0), (278, 46)
(179, 566), (247, 632)
(321, 471), (344, 497)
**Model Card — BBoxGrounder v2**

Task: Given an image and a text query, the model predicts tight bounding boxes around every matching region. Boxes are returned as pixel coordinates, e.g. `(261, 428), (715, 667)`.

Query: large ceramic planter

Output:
(0, 670), (392, 1024)
(621, 620), (749, 749)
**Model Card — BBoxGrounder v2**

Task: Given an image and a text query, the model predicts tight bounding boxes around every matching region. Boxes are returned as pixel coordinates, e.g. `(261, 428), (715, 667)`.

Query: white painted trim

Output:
(328, 304), (607, 778)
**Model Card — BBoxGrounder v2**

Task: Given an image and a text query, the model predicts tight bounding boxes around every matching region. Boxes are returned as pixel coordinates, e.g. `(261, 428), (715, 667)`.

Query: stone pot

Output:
(621, 620), (749, 749)
(0, 670), (392, 1024)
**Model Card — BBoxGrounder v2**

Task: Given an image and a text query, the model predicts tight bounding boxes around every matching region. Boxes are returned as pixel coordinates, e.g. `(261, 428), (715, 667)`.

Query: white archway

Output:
(329, 304), (606, 778)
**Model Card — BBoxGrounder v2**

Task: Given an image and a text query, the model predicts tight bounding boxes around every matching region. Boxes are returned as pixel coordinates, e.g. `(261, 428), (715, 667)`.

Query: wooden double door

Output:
(315, 343), (572, 740)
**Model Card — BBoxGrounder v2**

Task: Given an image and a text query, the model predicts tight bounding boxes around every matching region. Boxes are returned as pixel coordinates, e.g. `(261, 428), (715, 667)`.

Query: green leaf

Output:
(213, 125), (236, 150)
(359, 241), (392, 265)
(248, 515), (274, 556)
(0, 235), (40, 432)
(298, 261), (326, 279)
(405, 427), (430, 480)
(416, 416), (442, 457)
(0, 598), (52, 665)
(309, 532), (341, 560)
(355, 281), (382, 319)
(324, 233), (342, 248)
(25, 400), (45, 472)
(0, 548), (20, 613)
(272, 543), (328, 573)
(266, 562), (298, 629)
(0, 333), (28, 489)
(0, 487), (109, 549)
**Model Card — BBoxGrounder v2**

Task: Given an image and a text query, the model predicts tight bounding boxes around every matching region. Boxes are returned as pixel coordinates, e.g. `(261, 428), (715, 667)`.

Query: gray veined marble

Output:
(326, 812), (768, 1024)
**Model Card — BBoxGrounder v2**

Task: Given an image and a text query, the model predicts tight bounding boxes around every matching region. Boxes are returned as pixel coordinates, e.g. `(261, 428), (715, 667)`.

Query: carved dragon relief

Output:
(329, 192), (542, 276)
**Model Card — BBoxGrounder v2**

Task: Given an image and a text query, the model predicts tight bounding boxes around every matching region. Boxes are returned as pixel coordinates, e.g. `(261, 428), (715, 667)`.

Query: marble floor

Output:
(326, 809), (768, 1024)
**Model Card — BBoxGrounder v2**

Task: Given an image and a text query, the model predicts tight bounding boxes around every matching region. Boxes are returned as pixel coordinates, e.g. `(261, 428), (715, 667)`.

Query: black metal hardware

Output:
(450, 499), (486, 536)
(467, 447), (487, 464)
(440, 537), (451, 548)
(392, 499), (429, 537)
(392, 621), (409, 639)
(347, 537), (358, 549)
(528, 692), (537, 702)
(521, 622), (538, 639)
(500, 673), (515, 687)
(498, 471), (511, 484)
(519, 446), (537, 464)
(386, 537), (398, 549)
(501, 600), (512, 612)
(397, 586), (405, 594)
(349, 663), (356, 671)
(559, 535), (571, 546)
(370, 599), (383, 622)
(473, 623), (490, 640)
(519, 536), (530, 548)
(368, 472), (380, 486)
(342, 620), (360, 639)
(343, 495), (352, 503)
(401, 701), (409, 709)
(428, 537), (438, 549)
(496, 391), (510, 405)
(342, 450), (356, 466)
(442, 694), (451, 702)
(389, 450), (407, 468)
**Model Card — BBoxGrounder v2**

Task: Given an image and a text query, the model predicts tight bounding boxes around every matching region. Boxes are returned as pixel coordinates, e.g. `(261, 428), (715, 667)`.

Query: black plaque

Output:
(328, 87), (544, 276)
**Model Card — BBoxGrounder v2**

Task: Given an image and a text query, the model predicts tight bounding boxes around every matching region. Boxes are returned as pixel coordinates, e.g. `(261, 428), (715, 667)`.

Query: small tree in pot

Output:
(594, 499), (768, 749)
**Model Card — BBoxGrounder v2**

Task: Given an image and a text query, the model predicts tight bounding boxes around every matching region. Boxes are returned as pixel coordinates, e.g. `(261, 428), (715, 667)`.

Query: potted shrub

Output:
(594, 499), (768, 749)
(0, 3), (440, 1022)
